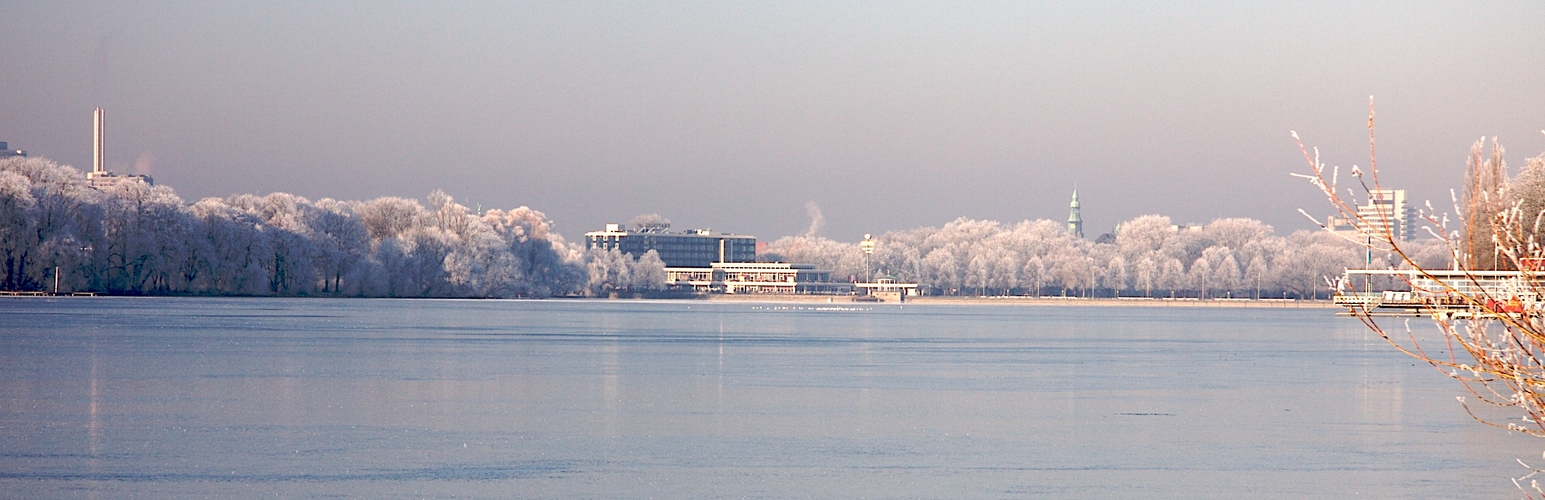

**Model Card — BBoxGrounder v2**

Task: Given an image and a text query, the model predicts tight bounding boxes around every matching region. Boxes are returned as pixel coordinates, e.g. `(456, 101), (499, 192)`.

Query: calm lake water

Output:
(1, 297), (1539, 498)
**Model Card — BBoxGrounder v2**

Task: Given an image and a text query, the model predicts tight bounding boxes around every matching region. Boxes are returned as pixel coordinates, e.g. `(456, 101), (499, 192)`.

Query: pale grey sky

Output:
(3, 1), (1543, 241)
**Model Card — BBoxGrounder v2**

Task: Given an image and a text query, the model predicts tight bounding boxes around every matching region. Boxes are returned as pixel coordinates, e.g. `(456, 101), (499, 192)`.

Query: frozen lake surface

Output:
(1, 297), (1540, 498)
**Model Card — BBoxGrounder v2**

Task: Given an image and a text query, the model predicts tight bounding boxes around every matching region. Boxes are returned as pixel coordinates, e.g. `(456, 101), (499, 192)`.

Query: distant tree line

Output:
(2, 155), (1457, 299)
(764, 216), (1452, 299)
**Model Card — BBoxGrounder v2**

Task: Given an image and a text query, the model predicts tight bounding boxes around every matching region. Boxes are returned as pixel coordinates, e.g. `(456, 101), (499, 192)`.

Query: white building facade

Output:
(665, 262), (852, 295)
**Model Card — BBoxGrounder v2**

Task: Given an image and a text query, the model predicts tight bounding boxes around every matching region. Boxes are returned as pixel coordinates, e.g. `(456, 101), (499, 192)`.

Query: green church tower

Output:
(1067, 189), (1083, 238)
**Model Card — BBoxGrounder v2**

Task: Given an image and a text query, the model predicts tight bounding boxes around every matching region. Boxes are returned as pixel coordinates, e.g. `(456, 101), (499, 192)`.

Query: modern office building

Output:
(0, 142), (24, 157)
(665, 262), (851, 295)
(1327, 189), (1414, 241)
(85, 108), (154, 189)
(585, 222), (756, 268)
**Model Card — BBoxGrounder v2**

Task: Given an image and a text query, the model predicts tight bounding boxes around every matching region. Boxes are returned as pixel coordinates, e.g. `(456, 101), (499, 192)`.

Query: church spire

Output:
(1067, 189), (1083, 238)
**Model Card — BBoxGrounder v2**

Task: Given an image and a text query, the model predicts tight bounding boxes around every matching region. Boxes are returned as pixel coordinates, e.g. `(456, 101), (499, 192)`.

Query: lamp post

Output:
(1365, 233), (1372, 294)
(1087, 257), (1095, 299)
(859, 234), (875, 282)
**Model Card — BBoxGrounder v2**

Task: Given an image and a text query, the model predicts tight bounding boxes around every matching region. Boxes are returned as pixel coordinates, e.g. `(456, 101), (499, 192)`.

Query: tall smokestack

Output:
(92, 108), (105, 173)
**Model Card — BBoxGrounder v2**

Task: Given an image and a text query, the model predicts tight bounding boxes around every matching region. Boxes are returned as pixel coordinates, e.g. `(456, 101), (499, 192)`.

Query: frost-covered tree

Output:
(584, 247), (633, 295)
(763, 235), (865, 281)
(1023, 256), (1045, 297)
(1106, 255), (1129, 295)
(0, 171), (37, 290)
(1504, 153), (1545, 256)
(1462, 138), (1508, 270)
(1188, 257), (1212, 300)
(991, 254), (1019, 295)
(633, 250), (667, 290)
(1158, 258), (1186, 298)
(1134, 256), (1157, 297)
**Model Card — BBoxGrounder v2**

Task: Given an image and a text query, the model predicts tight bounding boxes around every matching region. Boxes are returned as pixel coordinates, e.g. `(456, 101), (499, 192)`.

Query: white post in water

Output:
(53, 266), (60, 294)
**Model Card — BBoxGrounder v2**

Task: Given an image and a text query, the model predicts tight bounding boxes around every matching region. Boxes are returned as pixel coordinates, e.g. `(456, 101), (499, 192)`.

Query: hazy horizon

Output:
(4, 2), (1543, 241)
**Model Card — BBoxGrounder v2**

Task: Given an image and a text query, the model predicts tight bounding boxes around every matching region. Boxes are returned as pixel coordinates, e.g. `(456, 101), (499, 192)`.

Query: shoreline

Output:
(703, 294), (1339, 309)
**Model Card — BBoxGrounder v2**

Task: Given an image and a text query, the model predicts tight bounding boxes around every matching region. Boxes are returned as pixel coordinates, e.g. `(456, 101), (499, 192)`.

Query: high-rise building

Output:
(585, 222), (756, 268)
(1067, 189), (1084, 238)
(93, 108), (104, 173)
(1328, 189), (1415, 241)
(85, 108), (154, 189)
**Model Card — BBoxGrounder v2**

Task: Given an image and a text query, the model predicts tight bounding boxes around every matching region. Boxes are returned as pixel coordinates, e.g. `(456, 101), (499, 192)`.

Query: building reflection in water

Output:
(88, 331), (101, 500)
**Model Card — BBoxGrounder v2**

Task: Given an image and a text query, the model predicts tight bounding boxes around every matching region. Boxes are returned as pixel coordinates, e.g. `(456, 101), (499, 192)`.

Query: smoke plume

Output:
(134, 152), (155, 174)
(804, 201), (825, 238)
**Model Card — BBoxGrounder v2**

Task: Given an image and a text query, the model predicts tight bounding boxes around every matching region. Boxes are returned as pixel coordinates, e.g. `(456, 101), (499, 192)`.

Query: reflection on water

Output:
(0, 297), (1539, 498)
(1358, 327), (1405, 438)
(87, 332), (100, 500)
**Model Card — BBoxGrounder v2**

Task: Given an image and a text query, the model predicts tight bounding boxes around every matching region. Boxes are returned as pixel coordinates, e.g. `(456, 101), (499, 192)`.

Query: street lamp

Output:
(859, 234), (875, 282)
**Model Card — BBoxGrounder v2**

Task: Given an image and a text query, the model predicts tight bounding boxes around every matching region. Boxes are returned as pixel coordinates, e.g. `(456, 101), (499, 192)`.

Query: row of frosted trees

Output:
(0, 157), (604, 297)
(764, 216), (1450, 299)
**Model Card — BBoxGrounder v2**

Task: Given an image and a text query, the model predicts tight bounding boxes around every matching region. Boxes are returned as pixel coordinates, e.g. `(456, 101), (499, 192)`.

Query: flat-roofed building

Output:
(586, 222), (756, 268)
(0, 142), (24, 157)
(666, 262), (852, 295)
(854, 275), (919, 302)
(87, 172), (154, 188)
